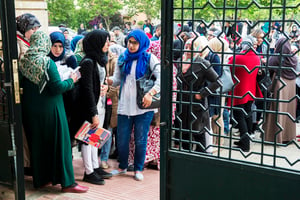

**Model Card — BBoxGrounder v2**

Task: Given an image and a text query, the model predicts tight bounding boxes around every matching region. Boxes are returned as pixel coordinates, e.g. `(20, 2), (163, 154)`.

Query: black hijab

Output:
(83, 30), (109, 67)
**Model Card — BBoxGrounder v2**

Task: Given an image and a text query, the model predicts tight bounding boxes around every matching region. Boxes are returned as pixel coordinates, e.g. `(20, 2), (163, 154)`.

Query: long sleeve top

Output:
(112, 54), (160, 116)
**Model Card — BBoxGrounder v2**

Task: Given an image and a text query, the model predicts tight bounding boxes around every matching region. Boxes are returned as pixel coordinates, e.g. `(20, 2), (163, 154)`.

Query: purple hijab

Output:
(269, 37), (298, 80)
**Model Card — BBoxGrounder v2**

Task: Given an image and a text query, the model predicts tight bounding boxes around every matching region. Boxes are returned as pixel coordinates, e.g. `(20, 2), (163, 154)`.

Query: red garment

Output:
(146, 32), (152, 39)
(128, 126), (160, 169)
(147, 40), (161, 59)
(17, 34), (30, 46)
(228, 50), (263, 106)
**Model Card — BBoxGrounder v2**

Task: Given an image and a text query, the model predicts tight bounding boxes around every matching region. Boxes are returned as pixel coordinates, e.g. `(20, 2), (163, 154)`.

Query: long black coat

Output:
(175, 57), (220, 135)
(69, 57), (101, 135)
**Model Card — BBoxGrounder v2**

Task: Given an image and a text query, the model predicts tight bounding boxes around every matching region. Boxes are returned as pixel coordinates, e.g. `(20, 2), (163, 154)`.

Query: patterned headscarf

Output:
(118, 29), (151, 79)
(74, 39), (85, 63)
(16, 13), (41, 35)
(48, 31), (66, 61)
(20, 31), (51, 93)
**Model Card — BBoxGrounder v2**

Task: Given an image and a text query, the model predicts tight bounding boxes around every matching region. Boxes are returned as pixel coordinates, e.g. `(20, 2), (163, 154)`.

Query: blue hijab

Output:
(71, 35), (84, 52)
(119, 29), (150, 79)
(48, 31), (65, 62)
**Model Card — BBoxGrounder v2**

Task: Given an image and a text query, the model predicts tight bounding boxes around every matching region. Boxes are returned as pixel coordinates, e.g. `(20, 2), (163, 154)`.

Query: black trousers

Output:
(233, 101), (253, 148)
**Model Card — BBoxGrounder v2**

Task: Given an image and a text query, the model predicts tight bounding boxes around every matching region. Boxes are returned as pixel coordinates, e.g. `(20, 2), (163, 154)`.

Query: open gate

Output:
(0, 0), (25, 199)
(160, 1), (300, 199)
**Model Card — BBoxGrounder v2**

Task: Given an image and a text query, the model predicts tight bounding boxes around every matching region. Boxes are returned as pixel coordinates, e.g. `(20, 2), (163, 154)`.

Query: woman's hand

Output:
(106, 77), (113, 86)
(142, 93), (153, 108)
(257, 69), (263, 75)
(70, 72), (79, 83)
(100, 84), (108, 97)
(195, 94), (202, 100)
(90, 115), (100, 129)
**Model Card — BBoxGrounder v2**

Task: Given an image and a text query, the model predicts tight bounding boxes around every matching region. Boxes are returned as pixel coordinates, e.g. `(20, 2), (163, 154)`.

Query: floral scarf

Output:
(20, 31), (51, 93)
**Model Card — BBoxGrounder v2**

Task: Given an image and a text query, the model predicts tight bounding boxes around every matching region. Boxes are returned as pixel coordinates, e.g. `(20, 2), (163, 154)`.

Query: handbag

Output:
(136, 63), (160, 109)
(206, 52), (234, 93)
(216, 65), (234, 93)
(257, 68), (272, 93)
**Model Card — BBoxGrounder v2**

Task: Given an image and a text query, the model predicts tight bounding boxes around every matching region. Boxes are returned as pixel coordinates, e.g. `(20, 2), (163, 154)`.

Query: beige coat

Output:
(17, 31), (30, 61)
(106, 51), (119, 128)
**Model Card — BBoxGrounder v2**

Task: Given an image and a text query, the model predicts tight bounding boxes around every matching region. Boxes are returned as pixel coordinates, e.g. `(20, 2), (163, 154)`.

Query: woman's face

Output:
(184, 42), (192, 60)
(24, 26), (39, 40)
(102, 38), (110, 53)
(127, 37), (140, 53)
(51, 42), (64, 57)
(63, 31), (69, 39)
(256, 33), (264, 46)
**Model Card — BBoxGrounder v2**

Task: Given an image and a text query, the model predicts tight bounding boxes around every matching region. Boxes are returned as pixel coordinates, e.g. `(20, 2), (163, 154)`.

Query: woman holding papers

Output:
(20, 31), (87, 193)
(48, 31), (79, 144)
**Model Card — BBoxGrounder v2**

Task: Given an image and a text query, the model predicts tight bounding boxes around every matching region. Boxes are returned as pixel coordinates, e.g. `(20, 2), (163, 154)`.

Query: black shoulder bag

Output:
(136, 62), (160, 109)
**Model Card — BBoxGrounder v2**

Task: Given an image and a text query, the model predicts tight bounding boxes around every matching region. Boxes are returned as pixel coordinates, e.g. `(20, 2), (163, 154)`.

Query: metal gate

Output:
(0, 0), (25, 199)
(160, 1), (300, 199)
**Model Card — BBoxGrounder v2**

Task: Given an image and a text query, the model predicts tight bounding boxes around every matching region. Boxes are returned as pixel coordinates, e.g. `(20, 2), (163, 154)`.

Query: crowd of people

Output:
(15, 11), (299, 193)
(16, 14), (161, 192)
(173, 20), (299, 152)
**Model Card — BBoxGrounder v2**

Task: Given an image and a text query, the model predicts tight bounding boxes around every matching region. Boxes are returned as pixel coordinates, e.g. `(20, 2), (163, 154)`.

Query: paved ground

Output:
(0, 154), (160, 200)
(1, 124), (299, 200)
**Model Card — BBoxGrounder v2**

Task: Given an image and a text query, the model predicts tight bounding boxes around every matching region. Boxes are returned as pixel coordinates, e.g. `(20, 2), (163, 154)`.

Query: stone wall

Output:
(15, 0), (48, 33)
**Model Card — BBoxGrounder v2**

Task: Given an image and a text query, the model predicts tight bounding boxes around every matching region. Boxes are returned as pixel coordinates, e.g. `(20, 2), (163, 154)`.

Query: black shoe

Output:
(234, 144), (250, 152)
(83, 172), (105, 185)
(109, 151), (118, 159)
(127, 164), (134, 172)
(94, 167), (112, 179)
(24, 167), (33, 176)
(146, 163), (158, 170)
(233, 141), (240, 146)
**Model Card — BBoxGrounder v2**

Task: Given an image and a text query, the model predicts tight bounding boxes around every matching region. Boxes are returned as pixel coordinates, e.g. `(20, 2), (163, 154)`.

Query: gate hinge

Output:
(8, 150), (16, 157)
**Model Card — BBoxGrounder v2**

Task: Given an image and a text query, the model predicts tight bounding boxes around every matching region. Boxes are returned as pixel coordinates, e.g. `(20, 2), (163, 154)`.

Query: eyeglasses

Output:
(128, 39), (139, 45)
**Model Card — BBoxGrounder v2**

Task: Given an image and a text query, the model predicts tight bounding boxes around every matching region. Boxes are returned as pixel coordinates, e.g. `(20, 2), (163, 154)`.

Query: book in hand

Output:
(75, 121), (111, 149)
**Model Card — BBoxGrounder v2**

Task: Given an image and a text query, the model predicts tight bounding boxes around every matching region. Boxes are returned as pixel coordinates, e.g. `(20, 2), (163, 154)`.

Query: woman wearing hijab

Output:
(69, 30), (112, 185)
(20, 31), (88, 193)
(263, 37), (298, 143)
(71, 35), (84, 52)
(107, 29), (160, 181)
(128, 39), (163, 170)
(174, 37), (220, 153)
(228, 35), (262, 152)
(74, 38), (85, 65)
(16, 13), (41, 173)
(49, 31), (78, 77)
(16, 13), (41, 61)
(49, 31), (78, 144)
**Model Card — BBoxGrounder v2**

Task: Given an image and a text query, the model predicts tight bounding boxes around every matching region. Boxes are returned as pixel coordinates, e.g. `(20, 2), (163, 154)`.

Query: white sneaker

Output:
(111, 169), (127, 176)
(134, 172), (144, 181)
(250, 134), (256, 140)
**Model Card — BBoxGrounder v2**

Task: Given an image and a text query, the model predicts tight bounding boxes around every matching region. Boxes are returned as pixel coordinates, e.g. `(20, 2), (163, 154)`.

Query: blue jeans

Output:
(223, 109), (229, 134)
(100, 127), (112, 162)
(117, 111), (154, 171)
